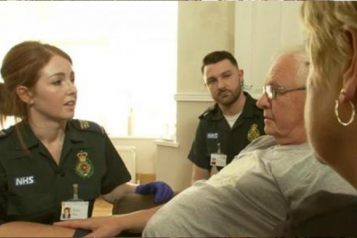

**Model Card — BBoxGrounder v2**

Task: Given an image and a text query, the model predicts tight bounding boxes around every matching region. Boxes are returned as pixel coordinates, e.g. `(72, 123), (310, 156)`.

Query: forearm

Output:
(0, 222), (76, 237)
(54, 206), (161, 237)
(192, 165), (210, 184)
(102, 183), (138, 204)
(116, 206), (161, 233)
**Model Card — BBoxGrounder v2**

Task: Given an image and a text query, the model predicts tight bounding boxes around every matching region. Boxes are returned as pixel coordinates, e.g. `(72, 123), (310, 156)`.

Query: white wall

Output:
(235, 2), (304, 98)
(110, 138), (156, 175)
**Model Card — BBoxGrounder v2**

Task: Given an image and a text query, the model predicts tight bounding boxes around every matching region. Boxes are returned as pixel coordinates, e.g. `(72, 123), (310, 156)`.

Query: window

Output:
(0, 2), (177, 139)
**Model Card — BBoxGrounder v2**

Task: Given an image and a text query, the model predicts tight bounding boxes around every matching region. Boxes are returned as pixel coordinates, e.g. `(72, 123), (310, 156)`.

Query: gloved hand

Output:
(135, 181), (174, 204)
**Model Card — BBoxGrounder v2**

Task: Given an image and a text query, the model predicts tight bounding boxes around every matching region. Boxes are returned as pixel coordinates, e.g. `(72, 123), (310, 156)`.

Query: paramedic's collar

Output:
(14, 121), (86, 150)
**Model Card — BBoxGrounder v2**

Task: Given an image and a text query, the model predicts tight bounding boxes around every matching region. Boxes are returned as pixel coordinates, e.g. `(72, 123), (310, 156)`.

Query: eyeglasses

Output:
(262, 84), (306, 100)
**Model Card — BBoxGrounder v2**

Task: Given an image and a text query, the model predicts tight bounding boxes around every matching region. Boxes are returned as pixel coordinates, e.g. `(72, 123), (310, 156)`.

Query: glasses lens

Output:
(263, 85), (274, 99)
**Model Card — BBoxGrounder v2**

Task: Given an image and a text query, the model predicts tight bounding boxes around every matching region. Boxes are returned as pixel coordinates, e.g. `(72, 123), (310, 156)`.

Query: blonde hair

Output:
(301, 2), (357, 86)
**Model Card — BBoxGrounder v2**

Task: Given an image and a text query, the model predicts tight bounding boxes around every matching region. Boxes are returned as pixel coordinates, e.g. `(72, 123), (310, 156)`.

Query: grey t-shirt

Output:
(143, 136), (356, 237)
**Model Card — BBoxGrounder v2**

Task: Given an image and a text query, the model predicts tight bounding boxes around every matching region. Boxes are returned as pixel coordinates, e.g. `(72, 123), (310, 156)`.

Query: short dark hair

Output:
(201, 51), (239, 74)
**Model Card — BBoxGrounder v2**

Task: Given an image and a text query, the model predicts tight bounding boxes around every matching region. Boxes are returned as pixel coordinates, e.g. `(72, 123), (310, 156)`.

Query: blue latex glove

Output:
(135, 181), (174, 204)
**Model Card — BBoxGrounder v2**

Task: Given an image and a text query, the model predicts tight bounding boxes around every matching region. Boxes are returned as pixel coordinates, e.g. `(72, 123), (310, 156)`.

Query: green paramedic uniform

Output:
(188, 92), (265, 172)
(0, 119), (131, 225)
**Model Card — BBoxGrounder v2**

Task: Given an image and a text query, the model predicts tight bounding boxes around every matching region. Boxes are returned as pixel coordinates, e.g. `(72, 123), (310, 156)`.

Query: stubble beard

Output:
(216, 88), (242, 107)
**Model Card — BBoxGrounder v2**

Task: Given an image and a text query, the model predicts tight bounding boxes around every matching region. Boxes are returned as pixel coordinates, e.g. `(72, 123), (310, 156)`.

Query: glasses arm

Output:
(278, 86), (306, 94)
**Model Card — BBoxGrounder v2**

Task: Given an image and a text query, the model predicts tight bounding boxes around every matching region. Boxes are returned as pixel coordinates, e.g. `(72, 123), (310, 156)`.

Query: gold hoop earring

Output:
(335, 89), (355, 126)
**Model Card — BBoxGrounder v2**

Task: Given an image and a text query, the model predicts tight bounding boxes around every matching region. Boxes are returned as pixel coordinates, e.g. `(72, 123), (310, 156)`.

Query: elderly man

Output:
(53, 47), (356, 237)
(142, 47), (357, 236)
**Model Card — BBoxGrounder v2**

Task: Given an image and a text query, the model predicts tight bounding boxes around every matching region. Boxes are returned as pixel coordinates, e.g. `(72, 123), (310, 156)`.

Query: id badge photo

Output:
(210, 153), (227, 167)
(61, 201), (89, 220)
(210, 142), (227, 167)
(60, 184), (89, 221)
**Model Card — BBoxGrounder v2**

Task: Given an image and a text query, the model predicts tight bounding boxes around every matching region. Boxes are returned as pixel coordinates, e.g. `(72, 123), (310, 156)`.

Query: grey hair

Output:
(271, 45), (310, 86)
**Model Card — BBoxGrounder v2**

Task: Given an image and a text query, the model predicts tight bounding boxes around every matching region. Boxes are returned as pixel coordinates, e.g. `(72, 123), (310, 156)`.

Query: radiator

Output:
(115, 146), (136, 183)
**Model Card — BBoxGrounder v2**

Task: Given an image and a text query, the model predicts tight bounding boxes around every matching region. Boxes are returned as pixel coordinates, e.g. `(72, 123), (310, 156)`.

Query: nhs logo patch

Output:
(207, 133), (218, 139)
(15, 176), (35, 186)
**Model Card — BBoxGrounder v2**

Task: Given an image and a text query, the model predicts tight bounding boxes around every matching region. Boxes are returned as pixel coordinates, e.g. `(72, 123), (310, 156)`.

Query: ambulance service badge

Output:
(247, 124), (260, 142)
(75, 151), (94, 178)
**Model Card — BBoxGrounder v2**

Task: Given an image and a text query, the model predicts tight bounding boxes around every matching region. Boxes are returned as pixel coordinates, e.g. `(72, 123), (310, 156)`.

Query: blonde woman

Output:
(281, 2), (357, 236)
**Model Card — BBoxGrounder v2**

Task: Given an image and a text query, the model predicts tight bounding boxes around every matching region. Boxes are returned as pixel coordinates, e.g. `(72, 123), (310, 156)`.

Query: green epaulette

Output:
(199, 105), (217, 119)
(71, 119), (105, 135)
(0, 128), (11, 140)
(0, 130), (5, 137)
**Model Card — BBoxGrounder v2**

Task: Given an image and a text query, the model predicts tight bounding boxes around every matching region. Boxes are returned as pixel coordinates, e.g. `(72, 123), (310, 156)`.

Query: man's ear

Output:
(238, 69), (244, 86)
(343, 28), (357, 102)
(238, 69), (244, 77)
(16, 86), (33, 105)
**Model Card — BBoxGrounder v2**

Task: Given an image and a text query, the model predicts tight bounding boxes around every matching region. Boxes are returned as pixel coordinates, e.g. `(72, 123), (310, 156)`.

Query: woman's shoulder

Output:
(0, 126), (16, 153)
(68, 119), (106, 136)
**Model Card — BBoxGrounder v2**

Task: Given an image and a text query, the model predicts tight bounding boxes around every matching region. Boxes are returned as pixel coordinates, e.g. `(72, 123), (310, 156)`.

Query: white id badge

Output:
(210, 153), (227, 167)
(60, 201), (89, 220)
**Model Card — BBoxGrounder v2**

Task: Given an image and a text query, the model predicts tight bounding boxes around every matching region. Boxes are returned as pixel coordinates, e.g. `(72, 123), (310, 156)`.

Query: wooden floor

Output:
(92, 198), (113, 217)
